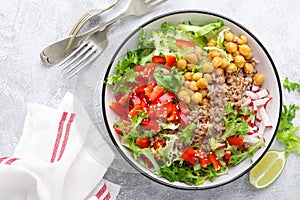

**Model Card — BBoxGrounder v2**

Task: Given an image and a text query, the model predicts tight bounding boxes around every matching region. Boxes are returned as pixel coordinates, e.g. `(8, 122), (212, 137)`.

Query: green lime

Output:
(249, 150), (286, 188)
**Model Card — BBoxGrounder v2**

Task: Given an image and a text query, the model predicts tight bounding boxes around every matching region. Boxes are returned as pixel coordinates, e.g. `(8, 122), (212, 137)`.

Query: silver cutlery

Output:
(40, 0), (168, 77)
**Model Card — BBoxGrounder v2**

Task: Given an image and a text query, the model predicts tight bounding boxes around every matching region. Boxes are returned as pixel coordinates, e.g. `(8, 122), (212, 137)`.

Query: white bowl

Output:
(100, 11), (282, 189)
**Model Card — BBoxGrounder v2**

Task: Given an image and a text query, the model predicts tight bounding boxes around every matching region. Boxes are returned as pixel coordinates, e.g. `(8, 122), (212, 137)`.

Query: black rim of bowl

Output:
(101, 10), (282, 190)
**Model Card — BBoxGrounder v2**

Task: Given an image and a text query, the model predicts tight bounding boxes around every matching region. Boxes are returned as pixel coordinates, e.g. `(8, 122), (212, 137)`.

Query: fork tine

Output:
(145, 0), (168, 8)
(62, 44), (96, 74)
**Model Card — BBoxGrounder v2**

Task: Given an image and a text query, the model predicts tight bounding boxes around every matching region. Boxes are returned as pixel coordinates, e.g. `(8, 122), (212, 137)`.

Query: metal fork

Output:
(65, 0), (121, 54)
(59, 0), (168, 77)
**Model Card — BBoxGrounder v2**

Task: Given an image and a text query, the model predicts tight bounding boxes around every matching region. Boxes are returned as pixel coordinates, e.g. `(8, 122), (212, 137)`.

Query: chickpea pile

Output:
(176, 30), (265, 105)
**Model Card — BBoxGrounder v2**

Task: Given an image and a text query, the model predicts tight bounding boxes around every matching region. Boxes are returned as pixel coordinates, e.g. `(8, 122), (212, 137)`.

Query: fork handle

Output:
(65, 7), (128, 54)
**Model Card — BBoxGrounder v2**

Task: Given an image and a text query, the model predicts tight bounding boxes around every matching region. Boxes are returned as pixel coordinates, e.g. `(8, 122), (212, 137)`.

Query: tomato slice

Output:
(181, 147), (197, 165)
(176, 39), (196, 47)
(135, 138), (151, 149)
(141, 119), (160, 133)
(109, 102), (127, 117)
(158, 91), (176, 103)
(178, 101), (190, 115)
(152, 55), (166, 64)
(227, 136), (244, 146)
(208, 151), (222, 171)
(136, 65), (144, 72)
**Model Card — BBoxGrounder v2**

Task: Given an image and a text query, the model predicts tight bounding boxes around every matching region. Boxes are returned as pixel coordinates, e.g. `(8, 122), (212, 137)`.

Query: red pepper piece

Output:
(181, 147), (197, 165)
(227, 136), (244, 146)
(208, 151), (222, 171)
(152, 55), (166, 64)
(135, 138), (151, 149)
(165, 55), (176, 69)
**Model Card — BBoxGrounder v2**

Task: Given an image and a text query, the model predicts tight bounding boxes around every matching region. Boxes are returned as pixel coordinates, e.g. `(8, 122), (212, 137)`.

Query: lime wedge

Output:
(249, 150), (286, 188)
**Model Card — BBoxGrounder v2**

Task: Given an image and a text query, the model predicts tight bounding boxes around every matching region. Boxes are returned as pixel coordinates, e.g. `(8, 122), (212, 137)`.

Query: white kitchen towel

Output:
(0, 92), (120, 200)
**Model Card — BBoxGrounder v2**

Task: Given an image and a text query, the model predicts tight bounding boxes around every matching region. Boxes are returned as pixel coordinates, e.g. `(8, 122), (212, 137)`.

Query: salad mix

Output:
(105, 19), (273, 185)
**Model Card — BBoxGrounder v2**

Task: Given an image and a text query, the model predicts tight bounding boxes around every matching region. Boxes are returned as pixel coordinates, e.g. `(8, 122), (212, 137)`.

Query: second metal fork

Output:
(60, 0), (168, 77)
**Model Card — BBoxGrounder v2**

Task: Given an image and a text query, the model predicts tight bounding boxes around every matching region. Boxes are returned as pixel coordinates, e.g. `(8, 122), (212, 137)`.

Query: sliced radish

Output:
(244, 91), (259, 100)
(247, 125), (258, 135)
(263, 97), (272, 109)
(251, 84), (260, 92)
(244, 134), (260, 144)
(256, 110), (262, 122)
(258, 107), (272, 128)
(257, 122), (266, 138)
(256, 88), (270, 99)
(248, 116), (255, 127)
(243, 97), (252, 107)
(216, 143), (227, 150)
(252, 97), (271, 108)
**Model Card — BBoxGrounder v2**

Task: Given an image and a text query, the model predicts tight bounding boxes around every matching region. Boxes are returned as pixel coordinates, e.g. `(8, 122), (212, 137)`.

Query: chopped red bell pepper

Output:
(181, 147), (197, 165)
(135, 138), (151, 149)
(227, 136), (244, 146)
(224, 150), (231, 163)
(208, 151), (222, 171)
(149, 85), (165, 103)
(176, 39), (196, 48)
(165, 55), (176, 68)
(114, 125), (123, 135)
(128, 104), (144, 118)
(194, 149), (210, 168)
(167, 104), (180, 123)
(152, 55), (166, 64)
(153, 139), (165, 150)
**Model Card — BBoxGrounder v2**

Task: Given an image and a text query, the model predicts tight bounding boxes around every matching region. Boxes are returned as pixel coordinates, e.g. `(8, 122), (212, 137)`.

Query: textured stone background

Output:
(0, 0), (299, 199)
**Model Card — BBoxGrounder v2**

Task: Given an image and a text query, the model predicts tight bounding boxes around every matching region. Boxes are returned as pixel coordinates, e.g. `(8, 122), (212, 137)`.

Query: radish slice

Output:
(256, 110), (262, 122)
(257, 122), (266, 138)
(243, 97), (252, 107)
(244, 91), (259, 100)
(252, 97), (271, 108)
(263, 97), (272, 109)
(244, 134), (260, 144)
(216, 143), (227, 150)
(258, 107), (272, 128)
(256, 89), (270, 99)
(251, 84), (260, 92)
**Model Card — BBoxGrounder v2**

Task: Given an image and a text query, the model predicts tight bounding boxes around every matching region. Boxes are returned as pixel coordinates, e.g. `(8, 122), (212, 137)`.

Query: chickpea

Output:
(201, 97), (209, 105)
(203, 62), (214, 73)
(191, 92), (203, 104)
(215, 68), (224, 76)
(203, 73), (212, 83)
(212, 56), (223, 67)
(225, 42), (238, 53)
(177, 90), (191, 104)
(245, 51), (253, 60)
(226, 63), (237, 73)
(187, 64), (196, 71)
(197, 78), (208, 89)
(253, 73), (265, 85)
(234, 55), (246, 68)
(184, 72), (193, 81)
(224, 31), (234, 42)
(192, 72), (202, 81)
(185, 88), (195, 96)
(177, 58), (187, 70)
(207, 39), (217, 46)
(237, 35), (247, 44)
(221, 57), (229, 69)
(244, 63), (254, 74)
(183, 80), (190, 88)
(189, 81), (199, 91)
(199, 89), (208, 97)
(195, 46), (204, 57)
(185, 53), (198, 64)
(239, 44), (251, 57)
(208, 50), (221, 58)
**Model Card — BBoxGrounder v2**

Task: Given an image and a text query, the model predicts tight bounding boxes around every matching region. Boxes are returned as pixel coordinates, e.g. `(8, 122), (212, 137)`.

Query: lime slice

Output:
(249, 150), (286, 188)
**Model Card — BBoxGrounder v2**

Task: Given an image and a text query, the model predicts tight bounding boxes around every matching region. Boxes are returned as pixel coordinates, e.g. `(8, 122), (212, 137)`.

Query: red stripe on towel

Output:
(57, 113), (76, 161)
(0, 157), (8, 163)
(96, 183), (107, 198)
(5, 158), (19, 165)
(103, 192), (111, 200)
(50, 112), (68, 162)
